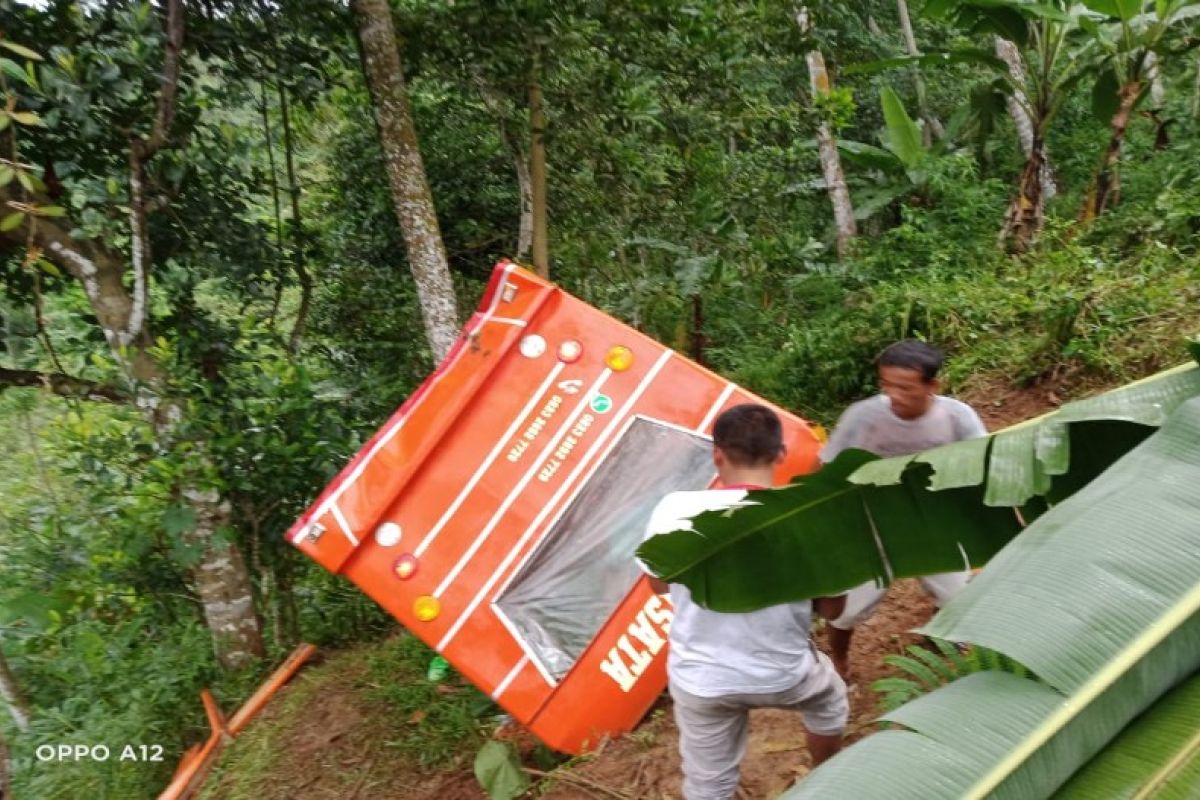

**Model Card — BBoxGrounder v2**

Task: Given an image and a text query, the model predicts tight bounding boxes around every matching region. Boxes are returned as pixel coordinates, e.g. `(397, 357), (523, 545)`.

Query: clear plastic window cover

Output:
(495, 417), (716, 680)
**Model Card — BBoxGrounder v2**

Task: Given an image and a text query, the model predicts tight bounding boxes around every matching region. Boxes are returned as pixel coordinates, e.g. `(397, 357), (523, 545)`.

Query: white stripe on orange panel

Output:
(696, 382), (738, 433)
(491, 655), (532, 700)
(432, 368), (615, 598)
(292, 262), (518, 544)
(436, 350), (673, 652)
(330, 503), (359, 547)
(415, 361), (567, 557)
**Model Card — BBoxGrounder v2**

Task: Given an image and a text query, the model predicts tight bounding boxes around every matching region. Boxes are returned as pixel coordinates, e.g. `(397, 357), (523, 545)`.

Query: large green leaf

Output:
(880, 87), (924, 170)
(1054, 671), (1200, 798)
(835, 139), (903, 172)
(785, 397), (1200, 798)
(637, 358), (1200, 609)
(845, 49), (1008, 77)
(636, 449), (1022, 612)
(1083, 0), (1145, 21)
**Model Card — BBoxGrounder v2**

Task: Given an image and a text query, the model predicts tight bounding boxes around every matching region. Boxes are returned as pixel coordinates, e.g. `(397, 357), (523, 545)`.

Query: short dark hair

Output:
(712, 404), (783, 466)
(878, 339), (943, 382)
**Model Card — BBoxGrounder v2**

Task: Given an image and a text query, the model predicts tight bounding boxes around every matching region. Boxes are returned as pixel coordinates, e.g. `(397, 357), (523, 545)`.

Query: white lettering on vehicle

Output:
(598, 594), (674, 692)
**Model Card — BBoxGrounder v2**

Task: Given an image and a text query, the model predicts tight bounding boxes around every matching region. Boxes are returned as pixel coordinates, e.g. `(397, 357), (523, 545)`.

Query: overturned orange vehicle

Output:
(286, 261), (823, 753)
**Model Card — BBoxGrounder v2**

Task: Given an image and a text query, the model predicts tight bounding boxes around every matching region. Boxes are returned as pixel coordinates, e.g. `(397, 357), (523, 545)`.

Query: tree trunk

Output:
(529, 52), (549, 278)
(473, 78), (533, 260)
(1192, 55), (1200, 119)
(0, 649), (30, 731)
(999, 136), (1046, 252)
(0, 727), (10, 800)
(257, 78), (286, 330)
(796, 6), (855, 257)
(1145, 51), (1169, 150)
(896, 0), (943, 145)
(806, 50), (857, 258)
(352, 0), (460, 362)
(181, 487), (264, 669)
(995, 38), (1055, 202)
(1080, 81), (1143, 222)
(275, 76), (313, 356)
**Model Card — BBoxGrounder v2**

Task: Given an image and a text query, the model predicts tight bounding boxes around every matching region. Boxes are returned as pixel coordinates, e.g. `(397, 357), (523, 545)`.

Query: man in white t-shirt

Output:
(641, 404), (849, 800)
(820, 339), (988, 678)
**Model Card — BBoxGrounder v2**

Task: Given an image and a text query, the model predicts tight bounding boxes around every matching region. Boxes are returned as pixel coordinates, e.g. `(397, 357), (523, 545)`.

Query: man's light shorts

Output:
(829, 570), (972, 631)
(670, 651), (848, 800)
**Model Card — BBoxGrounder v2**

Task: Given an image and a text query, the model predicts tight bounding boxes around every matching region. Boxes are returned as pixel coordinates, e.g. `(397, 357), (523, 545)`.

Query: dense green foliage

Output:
(1, 0), (1198, 797)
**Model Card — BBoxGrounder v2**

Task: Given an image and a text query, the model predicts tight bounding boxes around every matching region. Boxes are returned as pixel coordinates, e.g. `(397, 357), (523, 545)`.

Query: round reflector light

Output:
(557, 340), (583, 363)
(605, 345), (634, 371)
(413, 595), (441, 622)
(393, 553), (418, 580)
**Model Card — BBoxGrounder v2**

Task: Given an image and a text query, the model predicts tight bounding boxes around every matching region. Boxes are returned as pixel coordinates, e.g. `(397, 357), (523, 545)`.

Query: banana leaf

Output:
(637, 350), (1200, 610)
(783, 396), (1200, 799)
(1053, 670), (1200, 798)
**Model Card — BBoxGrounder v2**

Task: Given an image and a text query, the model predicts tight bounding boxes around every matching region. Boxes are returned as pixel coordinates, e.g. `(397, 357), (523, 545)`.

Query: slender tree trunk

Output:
(352, 0), (459, 362)
(896, 0), (943, 145)
(258, 78), (286, 330)
(1, 727), (9, 800)
(275, 77), (313, 356)
(798, 4), (855, 257)
(1192, 55), (1200, 119)
(999, 135), (1046, 252)
(1080, 81), (1143, 222)
(995, 38), (1055, 202)
(529, 52), (549, 278)
(807, 51), (857, 258)
(0, 649), (30, 731)
(514, 147), (534, 261)
(474, 78), (533, 260)
(1145, 51), (1169, 150)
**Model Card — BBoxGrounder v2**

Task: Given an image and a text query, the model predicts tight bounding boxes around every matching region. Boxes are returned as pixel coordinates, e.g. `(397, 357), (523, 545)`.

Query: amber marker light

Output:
(605, 345), (634, 371)
(393, 553), (418, 580)
(557, 339), (583, 363)
(413, 595), (441, 622)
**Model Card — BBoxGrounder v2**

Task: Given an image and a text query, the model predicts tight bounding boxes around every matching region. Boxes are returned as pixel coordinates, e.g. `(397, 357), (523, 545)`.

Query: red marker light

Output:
(394, 553), (418, 580)
(557, 340), (583, 363)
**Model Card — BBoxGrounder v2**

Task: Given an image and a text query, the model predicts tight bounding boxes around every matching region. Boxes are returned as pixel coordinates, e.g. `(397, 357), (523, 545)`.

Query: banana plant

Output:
(1078, 0), (1200, 221)
(636, 343), (1200, 612)
(831, 87), (956, 221)
(782, 392), (1200, 797)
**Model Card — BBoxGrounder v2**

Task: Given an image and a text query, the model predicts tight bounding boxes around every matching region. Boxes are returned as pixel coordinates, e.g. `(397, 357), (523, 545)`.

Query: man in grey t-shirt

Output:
(820, 340), (987, 679)
(641, 405), (848, 800)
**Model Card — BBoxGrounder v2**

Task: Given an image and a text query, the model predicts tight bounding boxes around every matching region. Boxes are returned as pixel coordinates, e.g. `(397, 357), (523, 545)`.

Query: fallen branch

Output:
(523, 767), (632, 800)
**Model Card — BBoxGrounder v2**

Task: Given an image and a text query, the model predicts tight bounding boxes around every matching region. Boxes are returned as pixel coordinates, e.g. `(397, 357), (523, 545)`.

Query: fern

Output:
(872, 640), (1039, 714)
(881, 654), (942, 689)
(906, 644), (957, 683)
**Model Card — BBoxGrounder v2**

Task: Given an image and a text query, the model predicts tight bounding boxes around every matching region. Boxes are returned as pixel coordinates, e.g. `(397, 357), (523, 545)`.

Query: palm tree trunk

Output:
(1080, 81), (1143, 222)
(999, 135), (1046, 252)
(896, 0), (943, 144)
(995, 38), (1055, 202)
(352, 0), (460, 362)
(529, 51), (549, 278)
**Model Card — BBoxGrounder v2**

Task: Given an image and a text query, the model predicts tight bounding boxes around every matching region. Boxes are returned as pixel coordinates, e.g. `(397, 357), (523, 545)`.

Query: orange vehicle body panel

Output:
(286, 262), (823, 753)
